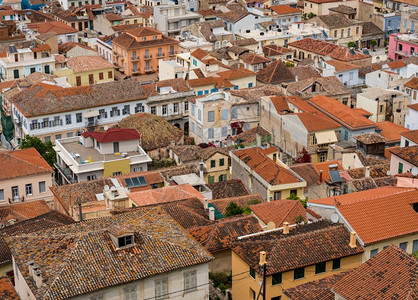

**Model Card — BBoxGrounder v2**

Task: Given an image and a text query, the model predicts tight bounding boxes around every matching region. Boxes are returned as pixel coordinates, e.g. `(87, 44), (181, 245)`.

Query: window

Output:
(44, 136), (51, 142)
(123, 286), (137, 300)
(173, 103), (179, 114)
(150, 106), (156, 115)
(184, 270), (197, 292)
(413, 240), (418, 253)
(135, 103), (144, 113)
(294, 267), (304, 280)
(221, 126), (228, 137)
(340, 29), (344, 38)
(320, 153), (326, 162)
(162, 104), (168, 116)
(30, 67), (36, 74)
(108, 71), (113, 79)
(398, 162), (403, 174)
(39, 181), (46, 193)
(110, 107), (120, 117)
(123, 105), (130, 115)
(90, 295), (104, 300)
(231, 107), (237, 119)
(249, 267), (255, 279)
(184, 101), (189, 111)
(399, 242), (407, 251)
(356, 27), (359, 34)
(219, 158), (225, 166)
(219, 174), (226, 182)
(99, 72), (104, 80)
(210, 160), (216, 168)
(65, 114), (72, 125)
(155, 278), (168, 300)
(332, 258), (341, 270)
(87, 175), (97, 181)
(55, 134), (61, 140)
(344, 131), (349, 141)
(76, 76), (81, 86)
(274, 191), (281, 200)
(198, 109), (202, 121)
(221, 109), (228, 120)
(272, 273), (282, 285)
(99, 109), (107, 119)
(370, 249), (378, 258)
(11, 186), (19, 201)
(191, 104), (195, 116)
(334, 30), (337, 38)
(118, 235), (134, 247)
(208, 175), (215, 183)
(208, 128), (214, 139)
(208, 111), (214, 122)
(0, 189), (3, 201)
(132, 166), (143, 172)
(347, 28), (351, 37)
(290, 189), (297, 197)
(76, 113), (82, 123)
(13, 69), (19, 79)
(315, 262), (326, 274)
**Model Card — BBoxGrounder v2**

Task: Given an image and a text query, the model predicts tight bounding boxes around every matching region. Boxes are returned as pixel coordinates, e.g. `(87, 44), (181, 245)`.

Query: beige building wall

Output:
(210, 250), (231, 273)
(232, 251), (362, 300)
(204, 152), (230, 183)
(55, 67), (114, 87)
(303, 0), (358, 16)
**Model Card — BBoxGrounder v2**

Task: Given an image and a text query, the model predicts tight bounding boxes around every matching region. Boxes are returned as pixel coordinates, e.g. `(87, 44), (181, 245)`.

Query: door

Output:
(44, 65), (50, 74)
(12, 186), (19, 201)
(274, 191), (281, 200)
(113, 142), (119, 153)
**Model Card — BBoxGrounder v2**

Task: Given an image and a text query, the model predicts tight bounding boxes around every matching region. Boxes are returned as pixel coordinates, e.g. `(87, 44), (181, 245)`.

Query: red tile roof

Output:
(249, 199), (307, 227)
(82, 128), (140, 143)
(270, 96), (291, 114)
(312, 161), (343, 182)
(309, 187), (418, 244)
(65, 56), (113, 73)
(308, 95), (376, 130)
(405, 77), (418, 90)
(0, 276), (19, 299)
(210, 194), (263, 214)
(271, 5), (301, 15)
(401, 129), (418, 143)
(256, 60), (295, 84)
(376, 121), (408, 143)
(207, 179), (249, 199)
(297, 111), (340, 132)
(408, 103), (418, 111)
(27, 21), (77, 35)
(327, 59), (360, 72)
(333, 246), (418, 299)
(0, 200), (51, 224)
(288, 38), (370, 62)
(0, 148), (52, 181)
(240, 52), (271, 64)
(234, 147), (302, 185)
(386, 60), (407, 69)
(388, 145), (418, 166)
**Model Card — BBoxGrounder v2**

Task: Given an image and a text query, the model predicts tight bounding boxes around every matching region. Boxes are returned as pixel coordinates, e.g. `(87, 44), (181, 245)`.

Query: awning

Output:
(83, 110), (99, 118)
(315, 131), (338, 144)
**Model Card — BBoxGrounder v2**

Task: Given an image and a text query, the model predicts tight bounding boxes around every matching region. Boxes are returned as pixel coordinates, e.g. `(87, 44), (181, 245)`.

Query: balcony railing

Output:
(131, 56), (140, 62)
(144, 54), (153, 60)
(8, 196), (25, 203)
(132, 69), (141, 75)
(169, 51), (177, 56)
(144, 67), (154, 73)
(156, 52), (165, 58)
(30, 119), (63, 130)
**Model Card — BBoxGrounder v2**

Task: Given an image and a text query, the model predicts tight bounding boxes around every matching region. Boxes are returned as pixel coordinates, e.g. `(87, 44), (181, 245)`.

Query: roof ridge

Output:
(340, 188), (415, 206)
(9, 149), (51, 172)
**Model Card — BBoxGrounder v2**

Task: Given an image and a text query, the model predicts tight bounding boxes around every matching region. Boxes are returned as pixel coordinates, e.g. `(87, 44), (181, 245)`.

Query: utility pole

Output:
(256, 251), (267, 300)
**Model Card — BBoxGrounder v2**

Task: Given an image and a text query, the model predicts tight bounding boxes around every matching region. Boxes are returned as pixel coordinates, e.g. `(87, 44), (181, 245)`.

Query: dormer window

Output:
(108, 225), (135, 249)
(118, 235), (133, 247)
(142, 37), (146, 41)
(153, 35), (157, 40)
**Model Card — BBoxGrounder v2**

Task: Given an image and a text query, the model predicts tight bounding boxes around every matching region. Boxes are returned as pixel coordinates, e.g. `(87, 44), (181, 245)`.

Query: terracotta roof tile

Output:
(27, 21), (77, 35)
(288, 65), (322, 80)
(81, 128), (140, 143)
(58, 42), (94, 53)
(388, 145), (418, 166)
(354, 132), (387, 144)
(327, 59), (360, 72)
(0, 148), (52, 180)
(309, 187), (418, 244)
(270, 96), (291, 114)
(6, 207), (213, 299)
(297, 111), (340, 132)
(287, 76), (350, 98)
(207, 179), (249, 199)
(65, 56), (112, 73)
(317, 14), (356, 28)
(231, 38), (258, 47)
(347, 163), (390, 179)
(405, 77), (418, 90)
(188, 215), (262, 253)
(112, 27), (178, 50)
(408, 103), (418, 111)
(240, 52), (271, 64)
(329, 4), (356, 14)
(291, 163), (320, 186)
(263, 44), (293, 57)
(401, 129), (418, 143)
(0, 200), (51, 225)
(256, 60), (295, 84)
(232, 220), (363, 275)
(271, 5), (301, 15)
(0, 276), (19, 299)
(211, 194), (263, 214)
(234, 147), (302, 185)
(386, 60), (407, 69)
(376, 121), (408, 142)
(217, 68), (255, 80)
(312, 161), (343, 182)
(234, 126), (271, 146)
(249, 199), (307, 227)
(229, 85), (282, 102)
(333, 246), (418, 299)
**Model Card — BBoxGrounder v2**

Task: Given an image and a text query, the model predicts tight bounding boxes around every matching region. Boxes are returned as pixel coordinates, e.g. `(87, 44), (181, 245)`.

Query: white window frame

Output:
(39, 181), (46, 193)
(155, 277), (169, 300)
(123, 285), (137, 300)
(0, 189), (4, 201)
(12, 186), (19, 201)
(25, 184), (32, 196)
(184, 270), (197, 293)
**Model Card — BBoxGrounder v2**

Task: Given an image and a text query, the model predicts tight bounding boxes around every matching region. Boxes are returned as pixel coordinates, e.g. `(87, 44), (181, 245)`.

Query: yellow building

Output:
(54, 55), (114, 86)
(231, 221), (364, 300)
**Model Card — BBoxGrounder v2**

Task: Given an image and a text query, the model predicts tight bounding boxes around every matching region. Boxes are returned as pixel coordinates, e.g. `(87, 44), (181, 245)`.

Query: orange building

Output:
(112, 27), (179, 76)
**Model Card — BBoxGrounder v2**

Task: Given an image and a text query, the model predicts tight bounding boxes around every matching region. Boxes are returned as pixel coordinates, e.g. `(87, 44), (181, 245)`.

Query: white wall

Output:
(405, 108), (418, 130)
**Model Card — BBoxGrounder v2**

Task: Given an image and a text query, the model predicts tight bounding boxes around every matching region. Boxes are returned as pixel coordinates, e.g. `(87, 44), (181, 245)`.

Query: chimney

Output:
(78, 202), (83, 222)
(349, 231), (357, 248)
(283, 222), (289, 234)
(259, 251), (266, 266)
(256, 133), (261, 147)
(209, 207), (215, 221)
(365, 166), (370, 178)
(27, 260), (35, 277)
(204, 198), (208, 210)
(34, 270), (43, 288)
(319, 169), (323, 183)
(199, 162), (204, 181)
(295, 75), (298, 82)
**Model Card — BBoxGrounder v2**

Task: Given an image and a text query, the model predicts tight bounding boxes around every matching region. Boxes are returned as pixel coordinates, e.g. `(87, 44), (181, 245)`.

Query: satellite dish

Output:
(411, 167), (418, 176)
(331, 214), (339, 223)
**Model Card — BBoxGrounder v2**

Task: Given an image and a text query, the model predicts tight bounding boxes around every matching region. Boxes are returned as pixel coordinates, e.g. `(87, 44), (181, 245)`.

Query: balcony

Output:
(144, 54), (153, 60)
(131, 56), (140, 62)
(169, 51), (177, 56)
(85, 119), (98, 127)
(156, 52), (165, 58)
(132, 69), (141, 75)
(144, 67), (155, 73)
(8, 196), (25, 203)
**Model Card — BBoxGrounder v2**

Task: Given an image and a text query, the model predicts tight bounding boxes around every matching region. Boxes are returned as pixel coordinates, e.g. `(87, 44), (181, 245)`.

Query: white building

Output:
(321, 59), (360, 87)
(154, 4), (201, 37)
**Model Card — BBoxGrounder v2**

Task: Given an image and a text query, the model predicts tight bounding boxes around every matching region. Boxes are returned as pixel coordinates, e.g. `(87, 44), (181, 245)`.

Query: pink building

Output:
(388, 33), (418, 60)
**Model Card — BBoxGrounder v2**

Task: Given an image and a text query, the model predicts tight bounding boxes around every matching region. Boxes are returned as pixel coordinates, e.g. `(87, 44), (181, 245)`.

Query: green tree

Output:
(243, 198), (261, 215)
(286, 194), (308, 208)
(347, 41), (356, 49)
(307, 12), (316, 19)
(20, 135), (56, 167)
(285, 62), (294, 67)
(370, 40), (377, 49)
(224, 201), (244, 217)
(293, 214), (305, 225)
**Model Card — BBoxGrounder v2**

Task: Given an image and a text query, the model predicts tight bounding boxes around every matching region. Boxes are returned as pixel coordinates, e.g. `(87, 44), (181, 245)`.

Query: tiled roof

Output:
(362, 21), (385, 36)
(27, 21), (77, 34)
(0, 276), (20, 299)
(376, 121), (408, 142)
(116, 113), (184, 151)
(66, 56), (113, 73)
(309, 187), (418, 244)
(271, 5), (301, 15)
(263, 44), (293, 57)
(256, 60), (295, 84)
(210, 194), (263, 214)
(207, 179), (249, 199)
(328, 4), (356, 14)
(105, 12), (123, 21)
(188, 76), (216, 87)
(401, 129), (418, 143)
(291, 163), (320, 186)
(231, 38), (258, 47)
(0, 211), (74, 267)
(405, 77), (418, 90)
(82, 128), (140, 143)
(312, 161), (343, 182)
(188, 215), (262, 253)
(58, 42), (94, 53)
(229, 84), (282, 102)
(386, 60), (407, 69)
(270, 96), (291, 114)
(288, 65), (322, 81)
(408, 103), (418, 111)
(317, 14), (356, 28)
(288, 38), (370, 62)
(216, 10), (249, 23)
(249, 200), (307, 227)
(350, 176), (397, 192)
(327, 59), (360, 72)
(234, 147), (302, 185)
(347, 163), (390, 179)
(308, 95), (376, 130)
(112, 28), (178, 50)
(240, 52), (271, 64)
(351, 108), (373, 117)
(283, 271), (349, 300)
(354, 132), (387, 144)
(128, 183), (205, 206)
(217, 68), (255, 80)
(333, 246), (418, 299)
(388, 145), (418, 166)
(0, 200), (51, 225)
(232, 220), (363, 275)
(297, 111), (340, 132)
(286, 76), (349, 97)
(234, 126), (271, 146)
(11, 80), (147, 117)
(7, 207), (213, 299)
(306, 0), (345, 3)
(170, 145), (204, 162)
(0, 148), (52, 181)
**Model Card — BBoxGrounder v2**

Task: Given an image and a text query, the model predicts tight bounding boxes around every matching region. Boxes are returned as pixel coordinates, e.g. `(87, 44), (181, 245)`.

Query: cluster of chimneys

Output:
(204, 198), (216, 221)
(27, 260), (42, 288)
